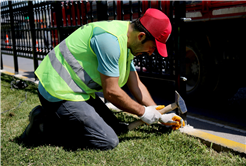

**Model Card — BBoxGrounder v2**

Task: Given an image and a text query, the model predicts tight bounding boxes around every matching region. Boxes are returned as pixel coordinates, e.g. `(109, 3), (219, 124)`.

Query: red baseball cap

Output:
(140, 8), (172, 57)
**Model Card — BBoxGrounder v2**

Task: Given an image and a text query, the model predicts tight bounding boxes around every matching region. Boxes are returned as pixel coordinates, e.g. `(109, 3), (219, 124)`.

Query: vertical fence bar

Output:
(9, 1), (19, 74)
(121, 1), (124, 20)
(113, 1), (117, 20)
(148, 1), (151, 8)
(174, 1), (186, 95)
(0, 15), (3, 70)
(158, 1), (162, 11)
(28, 1), (38, 80)
(64, 1), (68, 27)
(74, 1), (78, 26)
(60, 2), (65, 27)
(84, 1), (88, 24)
(54, 1), (62, 44)
(78, 1), (82, 25)
(90, 1), (94, 22)
(1, 52), (3, 70)
(1, 11), (5, 69)
(67, 1), (72, 26)
(50, 3), (55, 48)
(129, 0), (133, 21)
(70, 1), (74, 26)
(41, 5), (45, 53)
(28, 18), (32, 56)
(138, 1), (142, 18)
(78, 1), (82, 26)
(97, 1), (108, 21)
(174, 1), (187, 121)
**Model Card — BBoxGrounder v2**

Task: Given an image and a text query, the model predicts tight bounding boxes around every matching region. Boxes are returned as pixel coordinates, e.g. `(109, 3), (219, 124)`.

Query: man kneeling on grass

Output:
(21, 8), (185, 150)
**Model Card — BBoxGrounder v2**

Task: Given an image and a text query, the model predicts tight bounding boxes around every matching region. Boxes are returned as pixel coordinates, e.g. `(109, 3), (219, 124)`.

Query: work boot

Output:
(115, 122), (129, 135)
(20, 105), (45, 142)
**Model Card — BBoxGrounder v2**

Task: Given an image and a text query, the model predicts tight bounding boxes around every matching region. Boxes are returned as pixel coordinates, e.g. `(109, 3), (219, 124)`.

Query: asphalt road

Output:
(1, 54), (246, 145)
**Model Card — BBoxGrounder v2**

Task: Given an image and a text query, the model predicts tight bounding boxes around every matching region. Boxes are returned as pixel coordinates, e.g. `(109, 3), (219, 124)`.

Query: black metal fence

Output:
(1, 0), (186, 94)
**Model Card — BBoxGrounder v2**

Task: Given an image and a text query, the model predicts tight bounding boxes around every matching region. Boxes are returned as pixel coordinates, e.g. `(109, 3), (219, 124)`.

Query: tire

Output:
(185, 37), (219, 101)
(185, 36), (240, 103)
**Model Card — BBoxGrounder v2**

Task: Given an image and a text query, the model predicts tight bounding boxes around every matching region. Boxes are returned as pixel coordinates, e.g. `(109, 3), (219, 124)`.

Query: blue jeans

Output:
(38, 91), (125, 150)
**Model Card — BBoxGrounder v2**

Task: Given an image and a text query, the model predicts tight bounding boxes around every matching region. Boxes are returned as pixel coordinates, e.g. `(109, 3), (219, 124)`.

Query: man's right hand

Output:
(139, 106), (162, 125)
(159, 113), (185, 130)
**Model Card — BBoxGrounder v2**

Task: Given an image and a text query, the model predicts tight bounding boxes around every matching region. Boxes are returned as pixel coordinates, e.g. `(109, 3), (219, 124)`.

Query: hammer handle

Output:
(128, 103), (178, 131)
(159, 103), (178, 114)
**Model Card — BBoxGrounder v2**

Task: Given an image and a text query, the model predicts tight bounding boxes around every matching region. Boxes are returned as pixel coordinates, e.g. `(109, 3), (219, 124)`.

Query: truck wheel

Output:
(185, 38), (218, 100)
(185, 46), (200, 94)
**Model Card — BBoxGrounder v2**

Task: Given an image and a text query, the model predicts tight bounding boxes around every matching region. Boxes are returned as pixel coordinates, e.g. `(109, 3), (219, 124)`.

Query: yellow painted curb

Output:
(1, 71), (28, 80)
(181, 128), (246, 154)
(2, 71), (15, 76)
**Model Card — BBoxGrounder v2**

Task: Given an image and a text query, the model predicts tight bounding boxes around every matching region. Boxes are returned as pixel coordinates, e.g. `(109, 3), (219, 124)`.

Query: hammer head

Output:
(175, 91), (187, 114)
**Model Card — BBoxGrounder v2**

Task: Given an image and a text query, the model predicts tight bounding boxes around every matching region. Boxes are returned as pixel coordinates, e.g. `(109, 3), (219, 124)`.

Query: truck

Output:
(182, 1), (246, 101)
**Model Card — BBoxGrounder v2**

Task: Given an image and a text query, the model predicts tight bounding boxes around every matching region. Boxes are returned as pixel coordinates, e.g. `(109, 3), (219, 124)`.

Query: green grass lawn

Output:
(1, 73), (246, 165)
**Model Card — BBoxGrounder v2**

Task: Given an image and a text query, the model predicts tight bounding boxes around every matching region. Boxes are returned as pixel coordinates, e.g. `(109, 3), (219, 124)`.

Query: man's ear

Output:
(137, 32), (146, 42)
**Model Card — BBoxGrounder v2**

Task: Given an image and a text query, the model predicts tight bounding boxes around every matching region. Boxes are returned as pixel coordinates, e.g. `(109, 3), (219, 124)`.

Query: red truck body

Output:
(57, 1), (246, 25)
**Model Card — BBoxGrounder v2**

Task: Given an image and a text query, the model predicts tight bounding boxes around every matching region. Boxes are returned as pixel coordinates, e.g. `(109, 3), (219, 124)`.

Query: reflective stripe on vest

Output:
(48, 49), (85, 93)
(59, 40), (102, 91)
(48, 40), (102, 93)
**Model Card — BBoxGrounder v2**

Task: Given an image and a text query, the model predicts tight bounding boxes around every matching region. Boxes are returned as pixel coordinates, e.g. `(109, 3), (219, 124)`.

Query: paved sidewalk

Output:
(1, 65), (245, 155)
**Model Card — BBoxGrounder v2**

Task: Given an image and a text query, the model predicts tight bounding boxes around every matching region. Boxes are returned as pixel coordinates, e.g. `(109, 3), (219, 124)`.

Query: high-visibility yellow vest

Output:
(35, 21), (133, 101)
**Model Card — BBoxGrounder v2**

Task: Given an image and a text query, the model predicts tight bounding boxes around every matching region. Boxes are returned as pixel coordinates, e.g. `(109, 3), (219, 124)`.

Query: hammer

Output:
(128, 91), (188, 131)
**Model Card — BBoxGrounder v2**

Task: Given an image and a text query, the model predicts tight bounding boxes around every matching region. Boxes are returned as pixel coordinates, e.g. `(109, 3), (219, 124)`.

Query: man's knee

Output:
(106, 135), (119, 150)
(92, 132), (119, 150)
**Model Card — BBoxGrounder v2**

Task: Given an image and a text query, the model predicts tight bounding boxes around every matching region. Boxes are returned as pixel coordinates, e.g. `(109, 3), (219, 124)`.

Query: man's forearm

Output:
(127, 77), (156, 106)
(126, 71), (156, 107)
(103, 86), (145, 117)
(133, 81), (156, 106)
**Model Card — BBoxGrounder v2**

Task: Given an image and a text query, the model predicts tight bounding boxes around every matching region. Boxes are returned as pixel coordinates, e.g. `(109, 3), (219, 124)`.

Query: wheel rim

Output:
(186, 47), (200, 93)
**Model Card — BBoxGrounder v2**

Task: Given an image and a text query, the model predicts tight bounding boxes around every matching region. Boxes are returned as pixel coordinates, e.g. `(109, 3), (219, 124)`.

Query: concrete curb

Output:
(1, 70), (245, 155)
(179, 126), (246, 155)
(1, 70), (39, 84)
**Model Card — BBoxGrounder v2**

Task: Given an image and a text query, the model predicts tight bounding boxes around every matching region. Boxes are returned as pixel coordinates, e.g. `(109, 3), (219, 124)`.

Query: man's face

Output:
(130, 40), (156, 56)
(129, 33), (156, 56)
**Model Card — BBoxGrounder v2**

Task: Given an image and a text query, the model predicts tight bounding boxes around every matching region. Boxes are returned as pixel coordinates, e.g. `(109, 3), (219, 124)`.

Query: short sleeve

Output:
(90, 29), (120, 77)
(130, 60), (136, 71)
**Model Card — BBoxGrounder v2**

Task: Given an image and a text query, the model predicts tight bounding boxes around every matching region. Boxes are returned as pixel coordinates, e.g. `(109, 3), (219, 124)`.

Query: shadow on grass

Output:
(14, 135), (95, 152)
(114, 112), (173, 135)
(119, 126), (172, 142)
(13, 123), (173, 152)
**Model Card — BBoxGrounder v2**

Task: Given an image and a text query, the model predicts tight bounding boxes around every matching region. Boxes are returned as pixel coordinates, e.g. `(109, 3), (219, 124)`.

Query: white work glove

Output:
(159, 113), (185, 130)
(139, 106), (162, 125)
